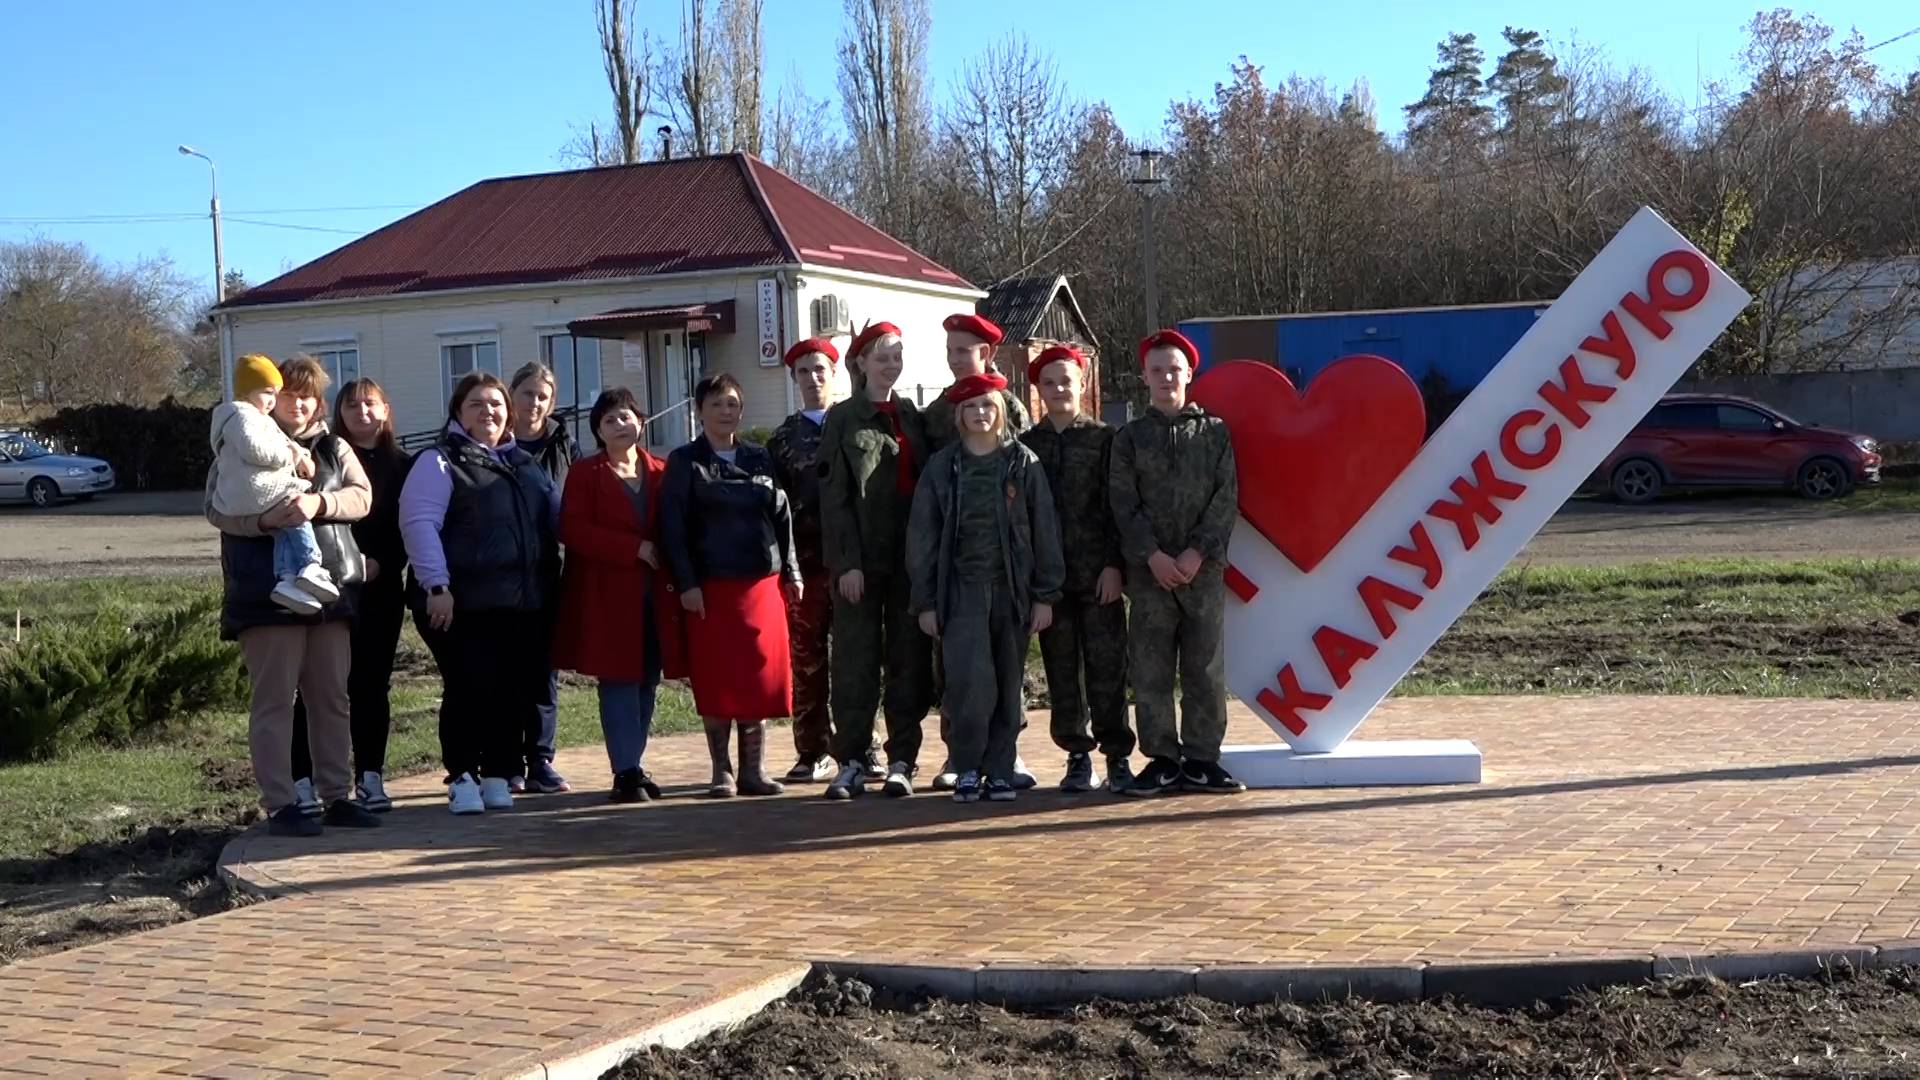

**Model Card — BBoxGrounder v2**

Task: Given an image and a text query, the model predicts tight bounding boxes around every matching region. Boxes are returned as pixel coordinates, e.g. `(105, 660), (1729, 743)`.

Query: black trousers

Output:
(416, 607), (546, 781)
(292, 580), (406, 781)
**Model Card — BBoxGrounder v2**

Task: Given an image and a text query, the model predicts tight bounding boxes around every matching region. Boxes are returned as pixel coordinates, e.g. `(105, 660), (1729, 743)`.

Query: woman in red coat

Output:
(553, 387), (686, 803)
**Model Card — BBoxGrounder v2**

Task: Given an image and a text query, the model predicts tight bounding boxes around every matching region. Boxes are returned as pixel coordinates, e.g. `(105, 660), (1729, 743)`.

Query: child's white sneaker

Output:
(294, 564), (340, 604)
(271, 580), (322, 615)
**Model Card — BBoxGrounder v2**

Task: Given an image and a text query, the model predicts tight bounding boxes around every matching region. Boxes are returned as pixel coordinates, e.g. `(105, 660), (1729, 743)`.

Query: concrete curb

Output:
(815, 959), (983, 1002)
(1652, 946), (1877, 982)
(1422, 955), (1655, 1008)
(976, 964), (1201, 1006)
(214, 826), (307, 900)
(1197, 962), (1427, 1004)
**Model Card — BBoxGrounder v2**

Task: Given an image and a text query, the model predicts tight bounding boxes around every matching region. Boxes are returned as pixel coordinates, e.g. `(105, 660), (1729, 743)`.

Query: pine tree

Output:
(1405, 32), (1494, 150)
(1488, 27), (1568, 139)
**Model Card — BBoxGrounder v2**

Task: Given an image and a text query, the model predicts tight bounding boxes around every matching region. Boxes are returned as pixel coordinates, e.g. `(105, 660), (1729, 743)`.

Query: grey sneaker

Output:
(883, 761), (915, 798)
(1105, 755), (1136, 794)
(292, 777), (323, 817)
(986, 777), (1017, 802)
(1059, 752), (1100, 794)
(952, 771), (982, 803)
(825, 761), (865, 800)
(931, 760), (959, 791)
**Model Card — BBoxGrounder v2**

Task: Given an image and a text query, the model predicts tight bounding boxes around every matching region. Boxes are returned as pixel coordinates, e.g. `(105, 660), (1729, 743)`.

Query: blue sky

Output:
(2, 0), (1913, 300)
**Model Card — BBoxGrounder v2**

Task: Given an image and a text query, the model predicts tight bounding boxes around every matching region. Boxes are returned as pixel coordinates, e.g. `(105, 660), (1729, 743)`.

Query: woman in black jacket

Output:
(661, 373), (803, 798)
(292, 378), (411, 811)
(508, 361), (578, 794)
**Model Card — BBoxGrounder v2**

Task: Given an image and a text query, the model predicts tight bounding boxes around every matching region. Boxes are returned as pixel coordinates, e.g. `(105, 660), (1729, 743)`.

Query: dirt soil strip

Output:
(605, 969), (1920, 1080)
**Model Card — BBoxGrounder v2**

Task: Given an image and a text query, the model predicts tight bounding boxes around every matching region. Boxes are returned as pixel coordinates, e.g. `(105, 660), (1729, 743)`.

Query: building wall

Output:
(790, 269), (984, 409)
(1180, 302), (1549, 393)
(1677, 369), (1920, 442)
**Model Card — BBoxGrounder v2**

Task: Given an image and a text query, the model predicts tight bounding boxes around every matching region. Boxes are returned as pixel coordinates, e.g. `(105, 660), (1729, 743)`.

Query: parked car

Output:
(1595, 394), (1881, 504)
(0, 430), (116, 507)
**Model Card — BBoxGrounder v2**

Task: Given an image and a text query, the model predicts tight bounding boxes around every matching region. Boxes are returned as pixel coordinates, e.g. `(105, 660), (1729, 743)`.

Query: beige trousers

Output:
(238, 622), (353, 812)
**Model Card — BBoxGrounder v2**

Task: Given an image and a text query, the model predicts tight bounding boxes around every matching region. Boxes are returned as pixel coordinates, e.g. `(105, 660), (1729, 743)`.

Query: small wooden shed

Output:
(978, 275), (1102, 420)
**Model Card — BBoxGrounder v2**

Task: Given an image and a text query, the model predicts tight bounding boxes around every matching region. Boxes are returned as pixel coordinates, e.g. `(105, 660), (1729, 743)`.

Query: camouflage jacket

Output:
(818, 393), (930, 579)
(921, 387), (1031, 456)
(1020, 414), (1123, 597)
(767, 409), (827, 571)
(906, 441), (1066, 629)
(1108, 403), (1239, 570)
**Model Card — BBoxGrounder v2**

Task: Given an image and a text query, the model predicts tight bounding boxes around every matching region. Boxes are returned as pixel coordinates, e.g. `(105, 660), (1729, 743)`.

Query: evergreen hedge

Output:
(0, 596), (247, 763)
(31, 397), (213, 491)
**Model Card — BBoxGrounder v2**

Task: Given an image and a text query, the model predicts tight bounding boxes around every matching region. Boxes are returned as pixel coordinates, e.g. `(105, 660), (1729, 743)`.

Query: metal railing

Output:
(397, 399), (694, 455)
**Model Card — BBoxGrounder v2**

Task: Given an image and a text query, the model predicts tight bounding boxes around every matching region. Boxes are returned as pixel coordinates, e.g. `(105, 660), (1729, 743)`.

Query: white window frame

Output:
(538, 332), (605, 412)
(439, 336), (502, 402)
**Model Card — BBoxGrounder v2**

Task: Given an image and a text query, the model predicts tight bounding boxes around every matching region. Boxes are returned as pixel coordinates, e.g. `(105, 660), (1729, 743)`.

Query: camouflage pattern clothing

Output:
(818, 393), (934, 767)
(921, 388), (1030, 456)
(1108, 403), (1239, 764)
(1021, 414), (1133, 758)
(768, 409), (832, 759)
(907, 441), (1065, 779)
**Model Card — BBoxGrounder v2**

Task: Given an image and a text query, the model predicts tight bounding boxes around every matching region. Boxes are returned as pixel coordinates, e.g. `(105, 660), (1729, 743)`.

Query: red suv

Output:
(1597, 394), (1881, 504)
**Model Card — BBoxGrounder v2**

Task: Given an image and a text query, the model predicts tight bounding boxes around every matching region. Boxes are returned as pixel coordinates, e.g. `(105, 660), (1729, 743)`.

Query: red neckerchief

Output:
(871, 398), (916, 495)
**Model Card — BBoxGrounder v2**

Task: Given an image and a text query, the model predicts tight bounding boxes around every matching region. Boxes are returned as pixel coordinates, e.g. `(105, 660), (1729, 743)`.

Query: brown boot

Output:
(705, 721), (737, 798)
(736, 721), (786, 797)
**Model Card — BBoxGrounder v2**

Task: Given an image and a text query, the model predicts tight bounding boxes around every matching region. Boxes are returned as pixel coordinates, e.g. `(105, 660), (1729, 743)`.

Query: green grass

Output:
(1837, 476), (1920, 513)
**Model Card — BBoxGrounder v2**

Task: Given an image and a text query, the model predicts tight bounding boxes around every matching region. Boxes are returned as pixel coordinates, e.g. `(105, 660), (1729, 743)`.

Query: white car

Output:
(0, 430), (116, 507)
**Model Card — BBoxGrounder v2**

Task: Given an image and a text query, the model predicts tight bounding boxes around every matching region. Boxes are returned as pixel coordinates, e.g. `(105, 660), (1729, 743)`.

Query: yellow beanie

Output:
(234, 354), (283, 398)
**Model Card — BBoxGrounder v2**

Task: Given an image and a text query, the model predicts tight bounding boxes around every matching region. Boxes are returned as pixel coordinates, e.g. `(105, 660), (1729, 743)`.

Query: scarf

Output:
(872, 398), (916, 495)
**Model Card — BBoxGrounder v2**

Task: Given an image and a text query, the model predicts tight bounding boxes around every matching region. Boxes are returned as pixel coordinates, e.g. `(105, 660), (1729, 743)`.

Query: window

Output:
(540, 334), (603, 413)
(1642, 403), (1715, 430)
(441, 341), (500, 399)
(313, 347), (360, 388)
(1716, 405), (1776, 432)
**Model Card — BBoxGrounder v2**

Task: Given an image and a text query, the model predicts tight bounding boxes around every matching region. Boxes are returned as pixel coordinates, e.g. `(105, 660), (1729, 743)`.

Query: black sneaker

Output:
(1105, 755), (1137, 795)
(953, 770), (982, 803)
(610, 767), (648, 804)
(1059, 752), (1098, 794)
(527, 759), (572, 794)
(985, 777), (1017, 802)
(862, 749), (887, 781)
(268, 804), (323, 837)
(323, 799), (383, 828)
(1122, 756), (1184, 798)
(1181, 759), (1247, 795)
(638, 770), (664, 800)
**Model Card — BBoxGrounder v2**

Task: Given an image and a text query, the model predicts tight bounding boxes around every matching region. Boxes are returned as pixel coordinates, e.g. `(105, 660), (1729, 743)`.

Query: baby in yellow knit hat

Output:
(208, 355), (340, 615)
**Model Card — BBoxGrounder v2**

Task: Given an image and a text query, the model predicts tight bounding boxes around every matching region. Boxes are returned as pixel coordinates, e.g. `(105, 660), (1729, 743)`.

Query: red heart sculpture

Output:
(1191, 356), (1426, 573)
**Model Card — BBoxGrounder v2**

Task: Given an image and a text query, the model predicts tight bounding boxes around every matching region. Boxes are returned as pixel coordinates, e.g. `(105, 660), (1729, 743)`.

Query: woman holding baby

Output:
(205, 354), (381, 838)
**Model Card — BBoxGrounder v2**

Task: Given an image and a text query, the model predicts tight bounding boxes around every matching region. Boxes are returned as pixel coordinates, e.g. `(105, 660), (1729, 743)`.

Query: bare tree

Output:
(561, 0), (656, 165)
(0, 239), (196, 411)
(719, 0), (764, 154)
(929, 32), (1082, 275)
(663, 0), (723, 154)
(836, 0), (933, 240)
(767, 66), (849, 196)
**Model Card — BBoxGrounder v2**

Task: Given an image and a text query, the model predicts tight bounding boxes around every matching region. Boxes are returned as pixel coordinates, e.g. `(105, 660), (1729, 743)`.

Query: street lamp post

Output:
(1129, 147), (1166, 330)
(177, 145), (225, 304)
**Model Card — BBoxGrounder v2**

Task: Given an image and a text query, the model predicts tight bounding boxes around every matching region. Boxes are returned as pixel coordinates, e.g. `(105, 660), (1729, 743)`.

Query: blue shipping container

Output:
(1179, 301), (1549, 395)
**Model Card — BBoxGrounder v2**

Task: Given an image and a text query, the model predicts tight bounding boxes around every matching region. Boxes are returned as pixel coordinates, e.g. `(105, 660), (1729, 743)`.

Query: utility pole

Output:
(1130, 148), (1165, 329)
(179, 145), (229, 401)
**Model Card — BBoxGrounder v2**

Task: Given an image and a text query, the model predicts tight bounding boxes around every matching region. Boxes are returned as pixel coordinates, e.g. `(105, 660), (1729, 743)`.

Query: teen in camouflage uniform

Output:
(767, 337), (840, 783)
(1020, 344), (1136, 795)
(1109, 329), (1245, 797)
(908, 372), (1065, 803)
(818, 322), (934, 799)
(919, 313), (1031, 455)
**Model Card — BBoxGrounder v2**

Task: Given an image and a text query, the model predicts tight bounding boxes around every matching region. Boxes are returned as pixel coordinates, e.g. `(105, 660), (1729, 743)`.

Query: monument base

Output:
(1219, 740), (1483, 788)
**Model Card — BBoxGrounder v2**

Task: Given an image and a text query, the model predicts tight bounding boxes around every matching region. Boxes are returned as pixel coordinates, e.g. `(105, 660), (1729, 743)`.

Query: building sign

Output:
(1191, 207), (1751, 753)
(757, 278), (780, 367)
(622, 339), (645, 373)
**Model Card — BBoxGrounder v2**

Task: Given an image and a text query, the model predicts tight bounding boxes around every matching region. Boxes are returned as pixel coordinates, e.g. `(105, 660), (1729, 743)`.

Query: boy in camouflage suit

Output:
(1019, 344), (1136, 794)
(767, 337), (841, 783)
(1108, 330), (1245, 796)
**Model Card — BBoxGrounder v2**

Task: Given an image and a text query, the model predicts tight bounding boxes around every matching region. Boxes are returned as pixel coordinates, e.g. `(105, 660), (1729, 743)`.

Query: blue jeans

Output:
(599, 598), (664, 773)
(271, 521), (320, 581)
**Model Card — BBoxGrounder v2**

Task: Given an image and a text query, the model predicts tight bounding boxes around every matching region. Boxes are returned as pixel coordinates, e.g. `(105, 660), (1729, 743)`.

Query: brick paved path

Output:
(3, 695), (1918, 1077)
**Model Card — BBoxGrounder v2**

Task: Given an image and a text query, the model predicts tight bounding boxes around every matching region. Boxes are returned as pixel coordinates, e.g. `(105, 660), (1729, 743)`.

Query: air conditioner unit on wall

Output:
(811, 294), (851, 337)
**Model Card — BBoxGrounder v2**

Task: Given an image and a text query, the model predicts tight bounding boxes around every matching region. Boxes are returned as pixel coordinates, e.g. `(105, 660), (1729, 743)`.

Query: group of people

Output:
(208, 311), (1245, 838)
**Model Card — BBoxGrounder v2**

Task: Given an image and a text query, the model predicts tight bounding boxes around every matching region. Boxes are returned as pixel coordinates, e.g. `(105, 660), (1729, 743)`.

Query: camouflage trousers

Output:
(1037, 591), (1135, 759)
(785, 563), (833, 760)
(1125, 566), (1228, 764)
(941, 582), (1027, 779)
(830, 570), (933, 768)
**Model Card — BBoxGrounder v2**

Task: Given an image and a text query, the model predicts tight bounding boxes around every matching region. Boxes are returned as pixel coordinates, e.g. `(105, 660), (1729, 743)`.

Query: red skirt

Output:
(686, 574), (794, 720)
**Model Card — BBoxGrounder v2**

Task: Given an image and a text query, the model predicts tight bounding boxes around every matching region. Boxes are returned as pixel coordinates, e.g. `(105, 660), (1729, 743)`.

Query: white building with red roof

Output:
(215, 154), (983, 448)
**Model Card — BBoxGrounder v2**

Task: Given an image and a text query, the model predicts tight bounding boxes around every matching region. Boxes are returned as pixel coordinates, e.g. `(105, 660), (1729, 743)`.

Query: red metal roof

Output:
(224, 154), (973, 309)
(567, 300), (737, 338)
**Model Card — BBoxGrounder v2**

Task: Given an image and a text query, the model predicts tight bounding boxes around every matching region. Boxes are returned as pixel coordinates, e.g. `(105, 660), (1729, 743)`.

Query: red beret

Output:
(1027, 344), (1087, 386)
(847, 321), (902, 362)
(1138, 328), (1199, 368)
(942, 312), (1005, 346)
(945, 371), (1009, 404)
(782, 337), (839, 368)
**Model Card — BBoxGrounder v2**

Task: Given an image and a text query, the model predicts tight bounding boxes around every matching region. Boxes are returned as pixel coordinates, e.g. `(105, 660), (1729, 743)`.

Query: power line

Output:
(225, 217), (370, 236)
(1, 203), (419, 226)
(986, 188), (1127, 289)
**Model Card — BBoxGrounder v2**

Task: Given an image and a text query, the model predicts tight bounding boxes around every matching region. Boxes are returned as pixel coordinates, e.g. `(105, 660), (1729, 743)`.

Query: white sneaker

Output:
(292, 777), (323, 817)
(825, 761), (865, 800)
(294, 564), (341, 604)
(356, 771), (391, 812)
(1012, 756), (1038, 790)
(931, 759), (959, 791)
(480, 776), (514, 810)
(271, 580), (322, 615)
(883, 761), (914, 798)
(448, 773), (484, 815)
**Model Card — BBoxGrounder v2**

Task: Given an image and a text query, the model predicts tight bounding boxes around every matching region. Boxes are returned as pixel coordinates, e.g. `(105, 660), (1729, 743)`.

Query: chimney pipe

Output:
(657, 126), (673, 160)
